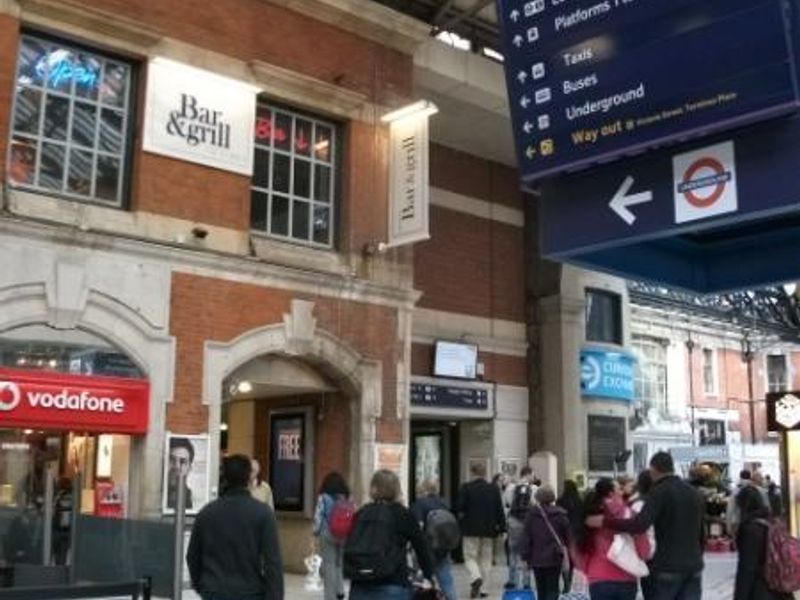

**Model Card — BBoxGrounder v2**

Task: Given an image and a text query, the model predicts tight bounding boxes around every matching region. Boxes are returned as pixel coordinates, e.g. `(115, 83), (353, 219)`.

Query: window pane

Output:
(13, 88), (42, 134)
(67, 148), (93, 195)
(73, 53), (101, 101)
(100, 62), (128, 107)
(292, 200), (310, 240)
(72, 102), (97, 148)
(254, 106), (273, 146)
(586, 290), (622, 344)
(293, 159), (310, 198)
(98, 108), (123, 154)
(250, 191), (268, 231)
(271, 195), (289, 236)
(313, 205), (330, 244)
(253, 148), (270, 189)
(314, 164), (331, 202)
(43, 94), (69, 141)
(95, 155), (119, 202)
(274, 113), (292, 152)
(39, 143), (65, 190)
(44, 48), (77, 93)
(272, 154), (290, 193)
(8, 137), (37, 186)
(314, 125), (332, 162)
(17, 38), (48, 88)
(295, 119), (312, 156)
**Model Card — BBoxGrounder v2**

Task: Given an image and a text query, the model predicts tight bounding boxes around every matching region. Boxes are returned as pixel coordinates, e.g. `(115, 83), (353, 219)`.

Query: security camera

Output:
(191, 226), (209, 240)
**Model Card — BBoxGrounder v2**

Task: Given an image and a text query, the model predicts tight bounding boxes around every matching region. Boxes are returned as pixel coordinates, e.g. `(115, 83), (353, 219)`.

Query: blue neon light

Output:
(35, 52), (99, 89)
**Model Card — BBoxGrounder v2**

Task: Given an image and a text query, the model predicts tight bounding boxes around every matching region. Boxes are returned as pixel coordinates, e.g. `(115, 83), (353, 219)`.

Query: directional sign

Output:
(496, 0), (800, 183)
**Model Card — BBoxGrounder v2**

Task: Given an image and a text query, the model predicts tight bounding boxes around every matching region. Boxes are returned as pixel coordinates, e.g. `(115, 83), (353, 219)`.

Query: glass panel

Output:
(71, 102), (97, 148)
(67, 148), (93, 196)
(254, 105), (273, 146)
(293, 159), (310, 198)
(253, 148), (270, 189)
(8, 137), (37, 186)
(295, 119), (312, 156)
(314, 164), (331, 202)
(313, 205), (330, 245)
(99, 62), (128, 107)
(73, 53), (101, 101)
(314, 124), (332, 162)
(250, 191), (268, 231)
(12, 88), (42, 135)
(43, 95), (69, 141)
(270, 195), (289, 236)
(17, 37), (48, 88)
(95, 155), (120, 203)
(38, 143), (65, 190)
(44, 47), (77, 93)
(273, 113), (292, 152)
(98, 108), (123, 154)
(292, 200), (310, 240)
(272, 154), (290, 193)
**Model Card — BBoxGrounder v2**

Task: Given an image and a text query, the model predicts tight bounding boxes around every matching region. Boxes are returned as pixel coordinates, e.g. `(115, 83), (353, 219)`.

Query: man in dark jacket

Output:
(455, 461), (505, 599)
(187, 454), (284, 600)
(597, 452), (705, 600)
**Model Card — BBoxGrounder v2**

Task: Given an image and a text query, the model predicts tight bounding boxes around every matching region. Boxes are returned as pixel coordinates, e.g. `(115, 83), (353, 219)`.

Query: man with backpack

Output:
(411, 479), (460, 600)
(503, 467), (537, 591)
(455, 461), (506, 599)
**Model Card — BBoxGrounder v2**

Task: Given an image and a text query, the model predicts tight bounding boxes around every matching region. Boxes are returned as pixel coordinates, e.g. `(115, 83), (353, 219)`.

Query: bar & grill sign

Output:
(143, 57), (258, 175)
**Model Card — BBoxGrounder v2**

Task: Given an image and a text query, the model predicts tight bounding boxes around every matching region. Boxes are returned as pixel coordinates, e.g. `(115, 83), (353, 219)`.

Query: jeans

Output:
(435, 558), (458, 600)
(462, 536), (494, 585)
(533, 566), (562, 600)
(506, 518), (531, 589)
(648, 571), (702, 600)
(589, 580), (638, 600)
(319, 535), (345, 600)
(349, 583), (410, 600)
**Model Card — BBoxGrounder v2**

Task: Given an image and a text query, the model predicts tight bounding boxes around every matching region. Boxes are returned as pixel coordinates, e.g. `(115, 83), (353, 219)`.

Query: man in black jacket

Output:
(596, 452), (705, 600)
(187, 454), (284, 600)
(455, 462), (505, 599)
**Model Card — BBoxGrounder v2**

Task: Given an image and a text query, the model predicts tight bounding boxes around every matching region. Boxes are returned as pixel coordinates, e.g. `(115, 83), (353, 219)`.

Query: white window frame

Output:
(702, 347), (718, 396)
(766, 353), (789, 394)
(632, 337), (668, 416)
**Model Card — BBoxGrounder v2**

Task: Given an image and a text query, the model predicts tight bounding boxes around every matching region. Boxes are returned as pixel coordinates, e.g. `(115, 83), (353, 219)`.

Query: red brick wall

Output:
(411, 342), (527, 387)
(169, 272), (402, 441)
(0, 15), (19, 185)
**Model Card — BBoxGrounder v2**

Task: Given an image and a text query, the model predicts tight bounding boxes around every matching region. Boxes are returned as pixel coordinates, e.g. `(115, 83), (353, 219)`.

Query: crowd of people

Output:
(186, 452), (799, 600)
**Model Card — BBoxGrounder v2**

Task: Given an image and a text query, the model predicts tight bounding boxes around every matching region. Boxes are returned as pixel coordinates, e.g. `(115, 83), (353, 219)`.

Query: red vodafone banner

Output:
(0, 368), (149, 434)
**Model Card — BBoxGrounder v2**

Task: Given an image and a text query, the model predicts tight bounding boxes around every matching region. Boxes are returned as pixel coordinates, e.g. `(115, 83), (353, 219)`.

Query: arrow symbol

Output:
(517, 71), (527, 84)
(523, 121), (534, 134)
(509, 9), (520, 22)
(520, 95), (530, 109)
(513, 35), (524, 47)
(609, 176), (653, 225)
(526, 146), (536, 159)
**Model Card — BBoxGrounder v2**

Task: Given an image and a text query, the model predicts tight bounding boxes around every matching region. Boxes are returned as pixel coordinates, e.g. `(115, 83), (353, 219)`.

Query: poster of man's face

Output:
(163, 433), (209, 515)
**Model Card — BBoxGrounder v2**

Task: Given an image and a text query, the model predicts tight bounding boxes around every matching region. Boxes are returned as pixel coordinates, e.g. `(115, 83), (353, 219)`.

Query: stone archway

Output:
(0, 252), (176, 517)
(203, 299), (383, 502)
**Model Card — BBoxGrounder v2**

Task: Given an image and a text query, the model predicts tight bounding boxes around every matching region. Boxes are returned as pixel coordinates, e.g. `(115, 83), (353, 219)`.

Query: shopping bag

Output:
(502, 589), (536, 600)
(607, 533), (649, 578)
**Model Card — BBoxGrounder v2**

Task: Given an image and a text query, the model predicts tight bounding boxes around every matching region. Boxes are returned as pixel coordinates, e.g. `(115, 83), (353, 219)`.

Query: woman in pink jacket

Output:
(575, 478), (651, 600)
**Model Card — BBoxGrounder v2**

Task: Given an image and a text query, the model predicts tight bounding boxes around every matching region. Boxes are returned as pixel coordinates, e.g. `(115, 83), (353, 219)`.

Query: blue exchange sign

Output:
(580, 348), (636, 402)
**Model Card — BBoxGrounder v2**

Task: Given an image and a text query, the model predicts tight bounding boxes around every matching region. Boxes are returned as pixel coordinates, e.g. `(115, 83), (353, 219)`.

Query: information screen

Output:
(497, 0), (800, 183)
(434, 341), (478, 379)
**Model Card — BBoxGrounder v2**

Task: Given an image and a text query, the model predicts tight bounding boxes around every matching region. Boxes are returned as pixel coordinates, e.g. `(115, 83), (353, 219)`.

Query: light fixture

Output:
(237, 380), (253, 394)
(220, 422), (229, 432)
(16, 357), (26, 366)
(23, 429), (33, 436)
(380, 100), (438, 123)
(48, 359), (58, 368)
(784, 282), (797, 296)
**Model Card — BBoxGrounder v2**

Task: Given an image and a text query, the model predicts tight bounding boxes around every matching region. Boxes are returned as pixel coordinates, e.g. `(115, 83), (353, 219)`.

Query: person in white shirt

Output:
(503, 467), (538, 590)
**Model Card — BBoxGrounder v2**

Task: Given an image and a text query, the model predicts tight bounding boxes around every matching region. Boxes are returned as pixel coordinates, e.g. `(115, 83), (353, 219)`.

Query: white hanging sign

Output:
(388, 113), (430, 246)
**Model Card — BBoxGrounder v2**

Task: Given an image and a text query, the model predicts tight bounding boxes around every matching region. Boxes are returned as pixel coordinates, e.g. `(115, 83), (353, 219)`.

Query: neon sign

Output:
(34, 50), (99, 89)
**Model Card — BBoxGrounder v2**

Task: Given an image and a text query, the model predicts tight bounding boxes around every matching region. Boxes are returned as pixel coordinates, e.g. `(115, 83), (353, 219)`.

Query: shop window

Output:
(586, 289), (622, 345)
(702, 348), (717, 395)
(250, 102), (337, 247)
(698, 418), (726, 446)
(767, 354), (788, 393)
(633, 337), (668, 417)
(8, 35), (134, 206)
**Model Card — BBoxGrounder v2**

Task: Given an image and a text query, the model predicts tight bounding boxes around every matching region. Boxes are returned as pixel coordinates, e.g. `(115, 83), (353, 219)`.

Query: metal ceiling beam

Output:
(438, 0), (495, 32)
(432, 0), (458, 25)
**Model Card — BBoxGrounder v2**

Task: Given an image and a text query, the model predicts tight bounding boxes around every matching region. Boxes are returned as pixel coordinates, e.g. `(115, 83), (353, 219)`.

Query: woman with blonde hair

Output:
(344, 470), (434, 600)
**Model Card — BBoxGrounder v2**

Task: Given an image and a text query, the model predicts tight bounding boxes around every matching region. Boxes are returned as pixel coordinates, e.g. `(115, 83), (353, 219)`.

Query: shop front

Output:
(767, 391), (800, 536)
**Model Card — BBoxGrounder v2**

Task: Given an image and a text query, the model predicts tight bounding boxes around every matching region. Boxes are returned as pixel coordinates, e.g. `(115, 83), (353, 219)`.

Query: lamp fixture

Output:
(237, 380), (253, 394)
(380, 100), (438, 123)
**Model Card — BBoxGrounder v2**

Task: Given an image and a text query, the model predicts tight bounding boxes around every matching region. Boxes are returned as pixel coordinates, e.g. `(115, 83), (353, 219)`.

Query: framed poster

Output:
(498, 458), (524, 481)
(466, 457), (491, 481)
(588, 415), (626, 472)
(162, 433), (210, 515)
(269, 410), (313, 513)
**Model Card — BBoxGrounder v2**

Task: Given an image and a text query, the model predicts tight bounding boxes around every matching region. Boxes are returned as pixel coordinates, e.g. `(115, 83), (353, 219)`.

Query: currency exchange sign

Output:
(496, 0), (800, 184)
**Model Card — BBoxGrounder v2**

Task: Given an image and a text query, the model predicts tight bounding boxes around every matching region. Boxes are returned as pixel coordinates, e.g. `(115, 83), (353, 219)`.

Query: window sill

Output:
(250, 234), (350, 277)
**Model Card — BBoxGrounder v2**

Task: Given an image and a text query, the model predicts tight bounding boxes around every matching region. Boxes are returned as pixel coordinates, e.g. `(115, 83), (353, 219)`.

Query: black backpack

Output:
(425, 508), (460, 552)
(344, 503), (406, 582)
(509, 483), (532, 520)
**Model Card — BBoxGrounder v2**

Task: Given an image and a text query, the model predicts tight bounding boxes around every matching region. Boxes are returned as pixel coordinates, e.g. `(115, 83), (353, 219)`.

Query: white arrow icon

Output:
(517, 71), (527, 84)
(609, 176), (653, 225)
(513, 35), (524, 47)
(526, 146), (536, 159)
(520, 96), (530, 109)
(509, 9), (520, 22)
(523, 121), (534, 134)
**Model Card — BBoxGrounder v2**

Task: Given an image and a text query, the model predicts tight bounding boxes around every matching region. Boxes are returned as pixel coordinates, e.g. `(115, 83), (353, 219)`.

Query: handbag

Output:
(538, 505), (571, 577)
(606, 533), (649, 578)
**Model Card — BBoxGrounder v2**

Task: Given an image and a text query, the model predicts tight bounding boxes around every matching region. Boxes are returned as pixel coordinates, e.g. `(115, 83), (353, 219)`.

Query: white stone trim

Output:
(412, 307), (528, 357)
(431, 187), (524, 228)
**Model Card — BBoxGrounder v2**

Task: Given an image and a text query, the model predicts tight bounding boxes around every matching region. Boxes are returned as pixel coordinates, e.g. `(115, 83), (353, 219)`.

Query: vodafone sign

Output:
(0, 368), (149, 434)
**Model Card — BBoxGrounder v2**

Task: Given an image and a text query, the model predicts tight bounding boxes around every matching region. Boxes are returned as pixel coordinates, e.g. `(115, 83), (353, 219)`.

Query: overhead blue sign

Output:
(496, 0), (800, 183)
(581, 348), (636, 402)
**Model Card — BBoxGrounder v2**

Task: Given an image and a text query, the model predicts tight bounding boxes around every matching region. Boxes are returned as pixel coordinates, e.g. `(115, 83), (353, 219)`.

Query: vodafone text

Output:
(28, 390), (125, 414)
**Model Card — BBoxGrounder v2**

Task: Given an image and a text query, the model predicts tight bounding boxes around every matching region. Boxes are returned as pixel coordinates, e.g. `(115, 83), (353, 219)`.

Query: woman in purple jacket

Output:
(520, 485), (570, 600)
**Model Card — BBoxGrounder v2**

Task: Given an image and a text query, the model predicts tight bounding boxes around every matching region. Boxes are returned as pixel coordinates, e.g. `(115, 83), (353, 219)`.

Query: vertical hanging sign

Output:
(388, 113), (430, 246)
